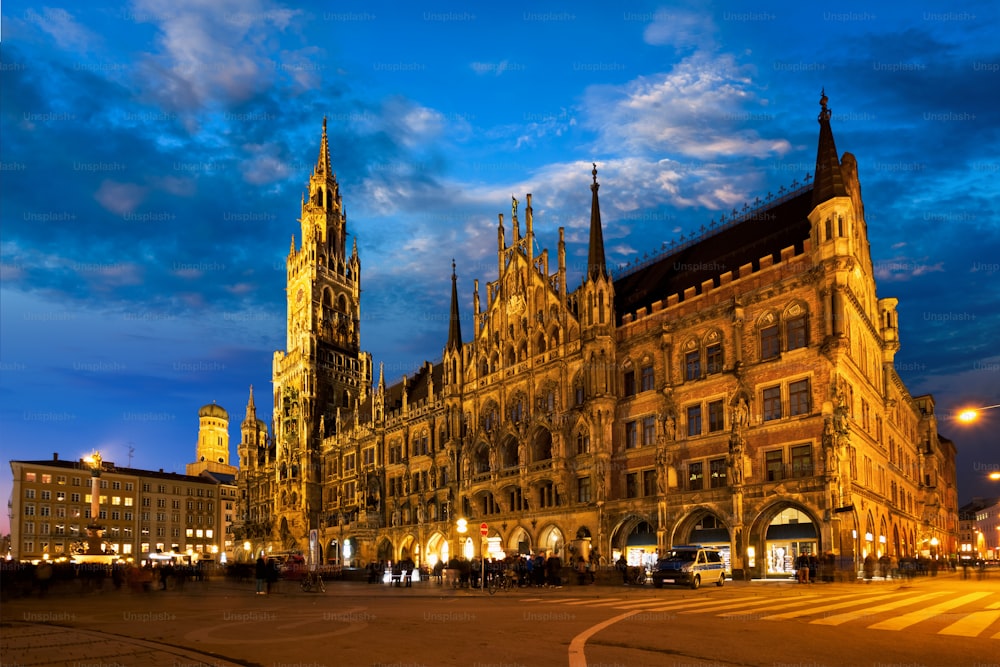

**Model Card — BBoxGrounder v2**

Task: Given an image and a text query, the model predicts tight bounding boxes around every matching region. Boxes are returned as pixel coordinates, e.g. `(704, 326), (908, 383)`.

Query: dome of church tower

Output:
(199, 402), (229, 420)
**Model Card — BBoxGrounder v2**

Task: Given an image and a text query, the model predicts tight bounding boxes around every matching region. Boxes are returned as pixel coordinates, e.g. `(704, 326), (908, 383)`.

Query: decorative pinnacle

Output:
(818, 88), (831, 122)
(592, 162), (598, 183)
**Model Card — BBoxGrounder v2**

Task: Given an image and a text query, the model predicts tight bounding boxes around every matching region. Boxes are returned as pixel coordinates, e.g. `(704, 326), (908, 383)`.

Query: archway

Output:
(610, 516), (657, 568)
(506, 526), (532, 556)
(757, 505), (819, 577)
(537, 524), (565, 558)
(426, 532), (447, 569)
(532, 428), (553, 462)
(673, 509), (732, 572)
(376, 537), (393, 564)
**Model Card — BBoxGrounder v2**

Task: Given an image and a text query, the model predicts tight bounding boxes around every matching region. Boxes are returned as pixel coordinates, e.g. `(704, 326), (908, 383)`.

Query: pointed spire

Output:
(378, 362), (385, 390)
(586, 163), (608, 281)
(315, 116), (332, 177)
(812, 89), (848, 207)
(446, 259), (463, 352)
(245, 385), (256, 422)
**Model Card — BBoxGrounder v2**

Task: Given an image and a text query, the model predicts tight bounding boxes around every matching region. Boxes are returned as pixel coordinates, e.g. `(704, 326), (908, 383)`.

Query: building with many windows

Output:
(236, 94), (958, 577)
(9, 403), (238, 563)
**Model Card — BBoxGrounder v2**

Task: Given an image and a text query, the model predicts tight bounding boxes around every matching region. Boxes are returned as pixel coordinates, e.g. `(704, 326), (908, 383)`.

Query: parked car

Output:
(651, 545), (726, 589)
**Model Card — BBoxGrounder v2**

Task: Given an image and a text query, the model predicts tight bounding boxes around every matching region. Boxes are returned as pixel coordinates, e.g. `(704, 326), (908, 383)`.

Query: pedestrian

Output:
(617, 554), (628, 585)
(863, 553), (876, 583)
(35, 561), (53, 597)
(266, 558), (279, 594)
(795, 553), (810, 584)
(255, 556), (267, 595)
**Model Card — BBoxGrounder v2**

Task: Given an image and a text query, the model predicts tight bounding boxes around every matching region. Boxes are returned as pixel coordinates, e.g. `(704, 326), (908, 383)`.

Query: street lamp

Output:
(957, 404), (1000, 423)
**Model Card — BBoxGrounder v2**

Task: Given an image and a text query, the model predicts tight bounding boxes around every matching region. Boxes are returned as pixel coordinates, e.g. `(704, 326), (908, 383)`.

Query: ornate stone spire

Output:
(586, 163), (608, 281)
(446, 260), (463, 352)
(812, 90), (848, 207)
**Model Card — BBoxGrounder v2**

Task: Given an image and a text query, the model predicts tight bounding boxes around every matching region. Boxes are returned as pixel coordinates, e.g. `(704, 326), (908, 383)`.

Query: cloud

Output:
(94, 180), (148, 215)
(642, 8), (716, 50)
(23, 7), (100, 52)
(583, 53), (792, 160)
(130, 0), (303, 111)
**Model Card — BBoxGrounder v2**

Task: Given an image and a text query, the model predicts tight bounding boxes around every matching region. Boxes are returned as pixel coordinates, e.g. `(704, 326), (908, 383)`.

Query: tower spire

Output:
(586, 163), (608, 281)
(812, 89), (848, 207)
(446, 259), (463, 352)
(316, 116), (332, 176)
(245, 385), (256, 422)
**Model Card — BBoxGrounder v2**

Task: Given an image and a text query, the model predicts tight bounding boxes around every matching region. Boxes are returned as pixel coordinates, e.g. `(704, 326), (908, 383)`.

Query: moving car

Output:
(651, 545), (726, 589)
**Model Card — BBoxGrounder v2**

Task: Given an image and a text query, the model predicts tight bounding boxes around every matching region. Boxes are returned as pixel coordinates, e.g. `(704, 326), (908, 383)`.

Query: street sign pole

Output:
(480, 523), (488, 592)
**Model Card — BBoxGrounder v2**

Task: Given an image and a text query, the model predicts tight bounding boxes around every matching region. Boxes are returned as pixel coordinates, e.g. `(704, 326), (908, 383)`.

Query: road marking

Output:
(761, 591), (908, 620)
(682, 595), (820, 614)
(867, 592), (992, 632)
(568, 609), (641, 667)
(811, 591), (947, 626)
(938, 610), (1000, 637)
(868, 592), (990, 631)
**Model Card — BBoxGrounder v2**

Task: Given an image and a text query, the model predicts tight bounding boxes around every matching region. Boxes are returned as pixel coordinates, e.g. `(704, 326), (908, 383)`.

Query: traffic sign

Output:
(480, 522), (488, 536)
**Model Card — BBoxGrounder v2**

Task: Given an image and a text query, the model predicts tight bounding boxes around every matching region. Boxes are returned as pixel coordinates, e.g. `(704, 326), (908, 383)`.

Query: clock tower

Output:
(272, 118), (373, 550)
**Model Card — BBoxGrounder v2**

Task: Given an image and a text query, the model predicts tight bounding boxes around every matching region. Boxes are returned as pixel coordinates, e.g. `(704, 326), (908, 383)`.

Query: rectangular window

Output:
(344, 454), (356, 472)
(642, 416), (656, 446)
(640, 365), (655, 392)
(625, 421), (639, 449)
(576, 432), (590, 455)
(687, 405), (702, 437)
(789, 379), (811, 416)
(791, 444), (813, 478)
(643, 469), (657, 496)
(577, 477), (592, 504)
(706, 344), (723, 374)
(765, 450), (784, 482)
(685, 351), (701, 381)
(625, 473), (639, 499)
(709, 458), (727, 488)
(760, 325), (780, 360)
(623, 370), (636, 397)
(708, 400), (725, 432)
(786, 316), (808, 350)
(763, 386), (782, 421)
(688, 462), (704, 491)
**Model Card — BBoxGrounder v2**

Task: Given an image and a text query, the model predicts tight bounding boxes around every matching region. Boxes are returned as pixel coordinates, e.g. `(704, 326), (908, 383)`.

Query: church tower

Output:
(272, 119), (373, 550)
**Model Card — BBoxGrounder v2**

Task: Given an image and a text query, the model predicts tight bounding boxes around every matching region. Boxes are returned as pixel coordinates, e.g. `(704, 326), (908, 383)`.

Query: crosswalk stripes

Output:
(810, 591), (948, 625)
(520, 589), (1000, 638)
(760, 590), (911, 620)
(939, 610), (1000, 637)
(868, 592), (991, 631)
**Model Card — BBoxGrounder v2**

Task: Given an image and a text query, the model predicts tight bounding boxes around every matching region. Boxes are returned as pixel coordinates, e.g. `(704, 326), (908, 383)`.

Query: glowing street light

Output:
(957, 404), (1000, 423)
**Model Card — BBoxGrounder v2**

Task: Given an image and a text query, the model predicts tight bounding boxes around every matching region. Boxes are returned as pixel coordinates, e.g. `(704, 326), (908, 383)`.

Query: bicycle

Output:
(300, 570), (326, 593)
(487, 572), (515, 595)
(628, 566), (647, 586)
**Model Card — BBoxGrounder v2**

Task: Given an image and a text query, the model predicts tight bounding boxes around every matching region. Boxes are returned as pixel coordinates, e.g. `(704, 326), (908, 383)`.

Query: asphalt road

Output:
(2, 573), (998, 667)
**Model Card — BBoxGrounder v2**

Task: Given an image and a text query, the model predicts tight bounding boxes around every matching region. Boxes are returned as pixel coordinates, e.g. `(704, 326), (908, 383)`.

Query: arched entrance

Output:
(506, 526), (532, 556)
(537, 524), (564, 557)
(426, 532), (447, 568)
(673, 510), (732, 572)
(376, 537), (393, 563)
(611, 517), (657, 568)
(757, 505), (819, 577)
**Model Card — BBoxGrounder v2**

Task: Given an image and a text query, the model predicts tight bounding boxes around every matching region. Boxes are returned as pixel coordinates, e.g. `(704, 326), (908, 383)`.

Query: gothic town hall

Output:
(235, 94), (958, 580)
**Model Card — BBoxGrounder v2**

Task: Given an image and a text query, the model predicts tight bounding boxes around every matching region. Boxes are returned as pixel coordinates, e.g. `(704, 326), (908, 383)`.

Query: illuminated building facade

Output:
(237, 95), (958, 577)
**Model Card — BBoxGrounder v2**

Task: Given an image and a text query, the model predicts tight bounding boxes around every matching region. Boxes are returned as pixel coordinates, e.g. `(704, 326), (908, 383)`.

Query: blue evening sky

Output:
(2, 1), (999, 533)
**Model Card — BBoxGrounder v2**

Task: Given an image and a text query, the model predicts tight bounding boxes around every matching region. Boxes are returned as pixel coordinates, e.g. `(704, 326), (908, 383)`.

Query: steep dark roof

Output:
(812, 91), (848, 207)
(613, 186), (813, 323)
(586, 165), (608, 281)
(382, 362), (445, 413)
